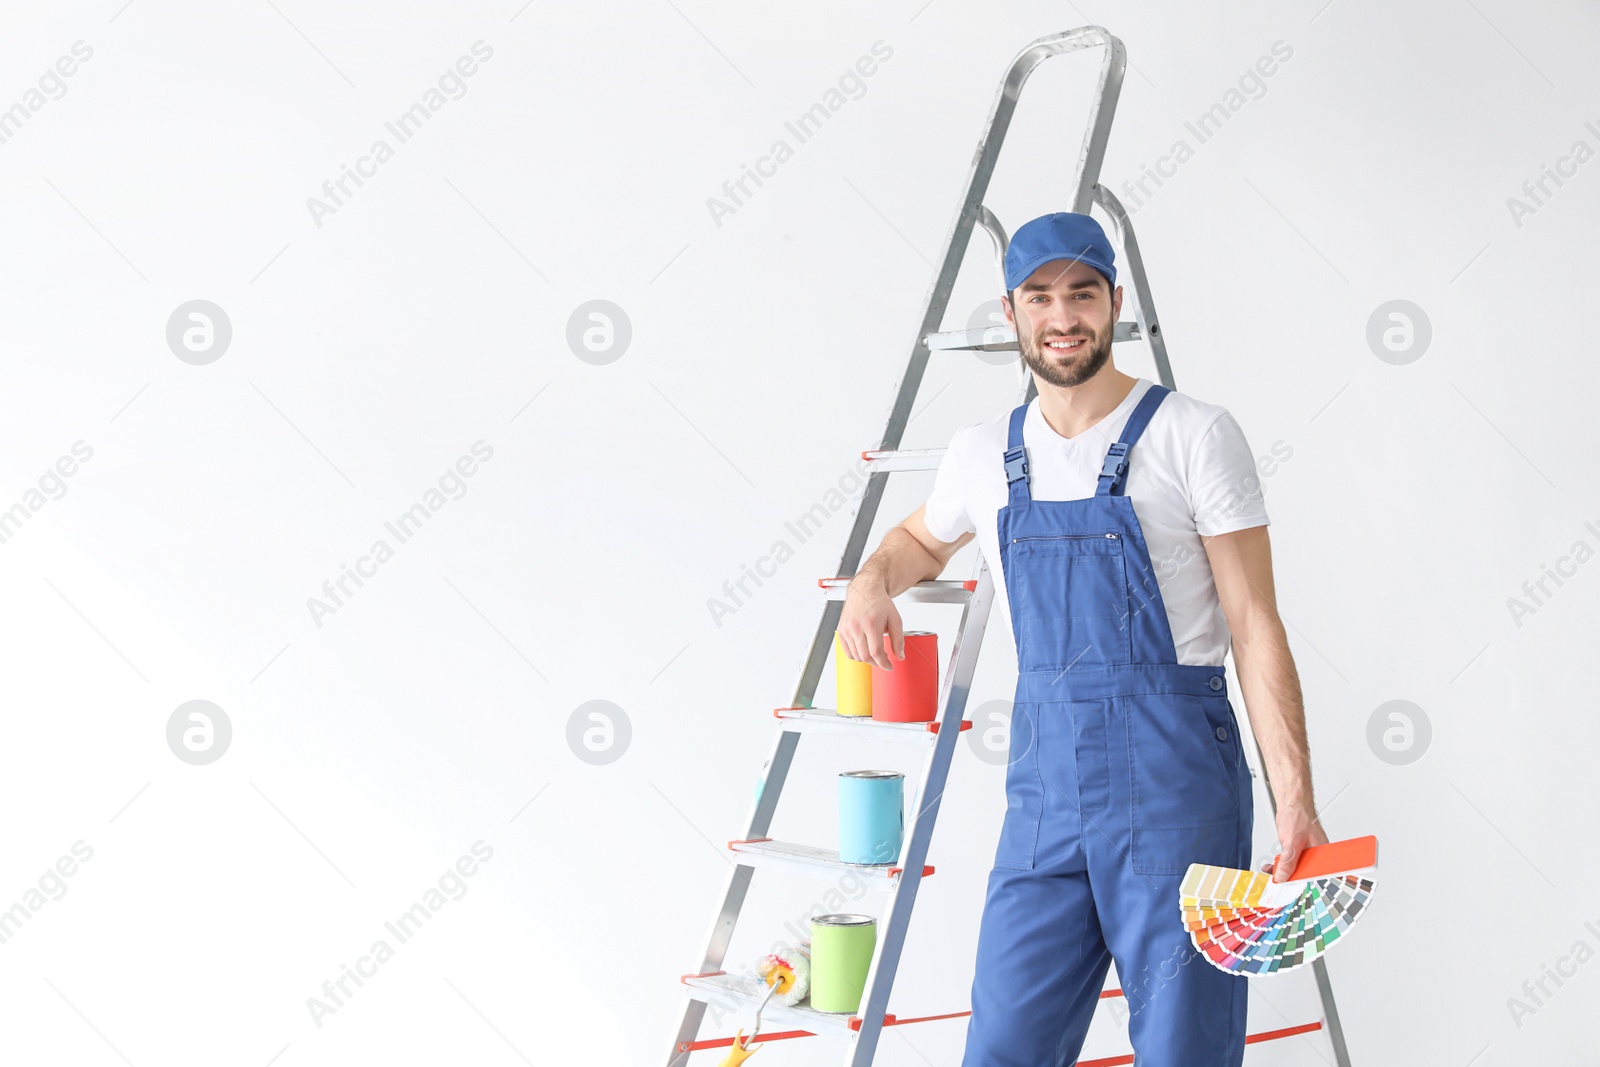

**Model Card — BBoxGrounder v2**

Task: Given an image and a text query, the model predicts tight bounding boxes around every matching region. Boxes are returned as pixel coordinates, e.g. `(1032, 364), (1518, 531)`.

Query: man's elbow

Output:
(890, 523), (948, 583)
(1227, 598), (1287, 654)
(899, 507), (971, 580)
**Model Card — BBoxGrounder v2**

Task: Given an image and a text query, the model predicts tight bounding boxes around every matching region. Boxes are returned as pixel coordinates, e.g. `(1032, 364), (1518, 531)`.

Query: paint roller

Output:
(716, 942), (811, 1065)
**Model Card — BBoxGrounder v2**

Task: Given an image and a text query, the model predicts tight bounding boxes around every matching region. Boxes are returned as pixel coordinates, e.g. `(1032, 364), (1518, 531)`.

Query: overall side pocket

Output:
(1127, 692), (1244, 876)
(993, 703), (1042, 871)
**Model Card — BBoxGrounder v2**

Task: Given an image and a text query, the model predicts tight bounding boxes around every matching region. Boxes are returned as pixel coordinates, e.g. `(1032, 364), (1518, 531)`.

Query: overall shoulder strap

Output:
(1096, 383), (1170, 497)
(1002, 401), (1031, 506)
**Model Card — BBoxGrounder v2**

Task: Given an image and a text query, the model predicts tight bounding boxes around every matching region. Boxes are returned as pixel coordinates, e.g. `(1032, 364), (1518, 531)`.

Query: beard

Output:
(1018, 320), (1112, 388)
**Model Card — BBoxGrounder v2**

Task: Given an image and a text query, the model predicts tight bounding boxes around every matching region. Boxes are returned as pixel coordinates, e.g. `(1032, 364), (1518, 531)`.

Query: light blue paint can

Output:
(838, 769), (904, 865)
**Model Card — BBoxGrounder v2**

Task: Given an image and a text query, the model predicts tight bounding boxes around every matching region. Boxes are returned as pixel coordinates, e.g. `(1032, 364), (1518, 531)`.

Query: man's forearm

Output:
(1232, 613), (1315, 811)
(854, 526), (943, 599)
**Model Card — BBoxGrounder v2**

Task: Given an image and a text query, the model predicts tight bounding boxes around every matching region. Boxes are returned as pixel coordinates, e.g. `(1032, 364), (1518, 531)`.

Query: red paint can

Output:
(871, 631), (938, 723)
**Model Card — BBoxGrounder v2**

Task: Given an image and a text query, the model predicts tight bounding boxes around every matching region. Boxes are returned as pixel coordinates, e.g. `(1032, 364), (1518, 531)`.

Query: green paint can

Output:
(809, 913), (877, 1013)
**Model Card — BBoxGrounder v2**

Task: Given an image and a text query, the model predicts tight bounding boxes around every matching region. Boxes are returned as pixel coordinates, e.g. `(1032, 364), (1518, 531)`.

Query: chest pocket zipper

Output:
(1010, 532), (1119, 544)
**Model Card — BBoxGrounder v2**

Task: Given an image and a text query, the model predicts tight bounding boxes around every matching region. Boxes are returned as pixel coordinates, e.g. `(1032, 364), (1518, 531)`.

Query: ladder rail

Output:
(1093, 182), (1174, 391)
(973, 205), (1009, 288)
(1239, 698), (1354, 1067)
(667, 736), (799, 1063)
(1314, 952), (1353, 1066)
(844, 561), (996, 1064)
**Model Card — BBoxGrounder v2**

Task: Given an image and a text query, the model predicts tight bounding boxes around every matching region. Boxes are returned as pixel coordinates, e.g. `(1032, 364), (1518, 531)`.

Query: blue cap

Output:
(1003, 211), (1116, 293)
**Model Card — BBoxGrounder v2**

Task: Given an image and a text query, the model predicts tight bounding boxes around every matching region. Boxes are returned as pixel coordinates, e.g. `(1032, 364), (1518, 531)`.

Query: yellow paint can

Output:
(834, 631), (873, 717)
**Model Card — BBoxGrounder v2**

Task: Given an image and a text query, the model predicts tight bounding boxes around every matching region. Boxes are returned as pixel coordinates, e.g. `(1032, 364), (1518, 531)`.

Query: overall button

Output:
(1208, 675), (1223, 691)
(1215, 725), (1228, 742)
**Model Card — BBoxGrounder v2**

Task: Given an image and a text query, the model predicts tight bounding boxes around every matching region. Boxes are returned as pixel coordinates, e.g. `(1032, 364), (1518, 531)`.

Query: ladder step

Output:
(818, 577), (976, 603)
(679, 997), (1322, 1054)
(923, 320), (1141, 352)
(860, 447), (944, 473)
(679, 971), (895, 1042)
(727, 837), (934, 886)
(774, 706), (972, 745)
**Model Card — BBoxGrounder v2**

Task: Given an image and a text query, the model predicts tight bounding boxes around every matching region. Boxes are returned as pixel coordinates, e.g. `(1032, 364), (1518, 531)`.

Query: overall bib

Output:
(960, 385), (1254, 1067)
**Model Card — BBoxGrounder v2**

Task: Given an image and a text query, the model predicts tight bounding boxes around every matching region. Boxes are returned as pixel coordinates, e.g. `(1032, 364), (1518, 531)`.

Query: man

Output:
(836, 211), (1327, 1065)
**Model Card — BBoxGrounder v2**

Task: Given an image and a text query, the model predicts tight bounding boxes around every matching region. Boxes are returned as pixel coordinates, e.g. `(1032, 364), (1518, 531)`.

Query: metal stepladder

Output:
(670, 26), (1353, 1067)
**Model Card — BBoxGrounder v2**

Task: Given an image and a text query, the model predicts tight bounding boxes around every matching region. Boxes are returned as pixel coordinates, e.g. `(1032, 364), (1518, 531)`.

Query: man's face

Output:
(1004, 257), (1121, 389)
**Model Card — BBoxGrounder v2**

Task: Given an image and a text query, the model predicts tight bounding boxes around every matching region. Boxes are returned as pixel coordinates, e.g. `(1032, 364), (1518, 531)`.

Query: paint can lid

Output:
(813, 913), (876, 927)
(839, 769), (904, 779)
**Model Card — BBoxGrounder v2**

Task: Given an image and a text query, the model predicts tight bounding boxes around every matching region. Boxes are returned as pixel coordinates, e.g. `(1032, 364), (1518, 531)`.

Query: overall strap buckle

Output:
(1003, 445), (1028, 484)
(1098, 441), (1129, 485)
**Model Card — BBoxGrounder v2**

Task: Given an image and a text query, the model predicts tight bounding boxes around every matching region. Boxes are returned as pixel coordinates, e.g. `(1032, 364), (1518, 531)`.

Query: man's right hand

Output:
(838, 578), (905, 671)
(835, 507), (971, 671)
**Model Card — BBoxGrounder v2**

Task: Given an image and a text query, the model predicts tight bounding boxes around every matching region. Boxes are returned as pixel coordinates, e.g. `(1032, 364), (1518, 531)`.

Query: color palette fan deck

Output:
(1178, 835), (1378, 977)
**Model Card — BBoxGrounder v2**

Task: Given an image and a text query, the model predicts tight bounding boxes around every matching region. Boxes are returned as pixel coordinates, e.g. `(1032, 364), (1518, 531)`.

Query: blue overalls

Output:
(961, 384), (1255, 1066)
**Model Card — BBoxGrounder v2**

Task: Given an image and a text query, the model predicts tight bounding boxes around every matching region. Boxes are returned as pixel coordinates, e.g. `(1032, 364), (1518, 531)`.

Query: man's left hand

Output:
(1260, 801), (1329, 882)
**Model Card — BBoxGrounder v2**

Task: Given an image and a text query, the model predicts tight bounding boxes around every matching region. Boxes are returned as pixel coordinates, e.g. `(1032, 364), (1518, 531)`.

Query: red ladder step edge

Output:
(679, 1012), (1322, 1055)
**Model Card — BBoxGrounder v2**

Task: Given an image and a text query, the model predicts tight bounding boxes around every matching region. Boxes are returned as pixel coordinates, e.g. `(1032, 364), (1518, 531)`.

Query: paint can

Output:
(838, 769), (903, 865)
(834, 631), (872, 718)
(871, 630), (938, 723)
(809, 913), (877, 1014)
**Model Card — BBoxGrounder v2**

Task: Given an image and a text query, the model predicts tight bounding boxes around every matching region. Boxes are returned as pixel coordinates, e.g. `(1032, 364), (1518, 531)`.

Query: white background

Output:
(1, 1), (1596, 1064)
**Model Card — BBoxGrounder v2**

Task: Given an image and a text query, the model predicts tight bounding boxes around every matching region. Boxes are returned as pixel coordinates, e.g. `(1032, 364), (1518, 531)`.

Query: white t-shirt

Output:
(921, 377), (1269, 666)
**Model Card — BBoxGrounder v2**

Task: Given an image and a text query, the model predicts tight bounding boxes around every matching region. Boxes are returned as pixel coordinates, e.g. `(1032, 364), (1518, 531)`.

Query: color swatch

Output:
(1178, 835), (1378, 977)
